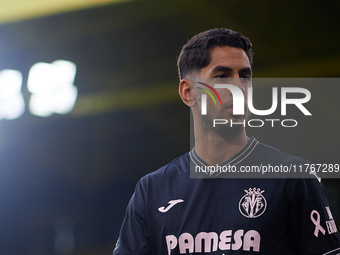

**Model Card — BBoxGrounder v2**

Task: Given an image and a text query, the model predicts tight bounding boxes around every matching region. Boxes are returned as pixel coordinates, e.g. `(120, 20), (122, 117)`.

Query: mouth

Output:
(223, 102), (233, 110)
(223, 104), (245, 118)
(224, 104), (234, 114)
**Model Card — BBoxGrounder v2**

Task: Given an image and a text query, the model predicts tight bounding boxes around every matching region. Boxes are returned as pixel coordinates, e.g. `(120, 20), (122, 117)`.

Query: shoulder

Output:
(137, 152), (190, 189)
(255, 140), (310, 165)
(131, 152), (191, 208)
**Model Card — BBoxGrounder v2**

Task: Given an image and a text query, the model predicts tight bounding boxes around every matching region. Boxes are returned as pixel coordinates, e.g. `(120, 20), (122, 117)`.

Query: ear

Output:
(179, 79), (196, 107)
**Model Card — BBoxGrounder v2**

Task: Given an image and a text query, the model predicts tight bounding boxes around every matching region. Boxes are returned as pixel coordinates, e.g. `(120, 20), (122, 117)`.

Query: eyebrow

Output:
(212, 65), (252, 73)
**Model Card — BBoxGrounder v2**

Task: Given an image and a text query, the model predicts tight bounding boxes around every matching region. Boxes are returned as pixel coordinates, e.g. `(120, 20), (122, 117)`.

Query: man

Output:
(113, 28), (340, 254)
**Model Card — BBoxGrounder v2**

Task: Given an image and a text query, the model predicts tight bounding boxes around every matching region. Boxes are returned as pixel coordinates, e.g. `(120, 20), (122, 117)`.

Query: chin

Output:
(213, 123), (245, 138)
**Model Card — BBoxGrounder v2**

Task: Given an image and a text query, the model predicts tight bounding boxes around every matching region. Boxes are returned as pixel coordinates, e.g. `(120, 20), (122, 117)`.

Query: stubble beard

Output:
(198, 105), (250, 139)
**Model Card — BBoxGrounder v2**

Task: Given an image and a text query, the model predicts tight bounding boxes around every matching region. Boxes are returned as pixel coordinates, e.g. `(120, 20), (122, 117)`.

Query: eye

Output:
(214, 74), (226, 79)
(240, 75), (251, 81)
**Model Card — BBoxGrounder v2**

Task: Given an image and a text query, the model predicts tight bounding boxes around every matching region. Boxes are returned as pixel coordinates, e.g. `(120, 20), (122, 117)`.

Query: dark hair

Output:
(177, 28), (253, 79)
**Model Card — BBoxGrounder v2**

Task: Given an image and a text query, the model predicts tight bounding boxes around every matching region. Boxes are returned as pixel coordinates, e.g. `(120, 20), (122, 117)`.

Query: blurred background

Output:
(0, 0), (339, 254)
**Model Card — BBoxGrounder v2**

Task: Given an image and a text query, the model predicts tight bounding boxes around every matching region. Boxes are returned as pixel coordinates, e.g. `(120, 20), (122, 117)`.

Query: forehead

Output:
(203, 46), (251, 72)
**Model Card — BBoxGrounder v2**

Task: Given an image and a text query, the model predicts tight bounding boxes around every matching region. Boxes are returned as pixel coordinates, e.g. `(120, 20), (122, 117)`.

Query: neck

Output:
(194, 124), (249, 166)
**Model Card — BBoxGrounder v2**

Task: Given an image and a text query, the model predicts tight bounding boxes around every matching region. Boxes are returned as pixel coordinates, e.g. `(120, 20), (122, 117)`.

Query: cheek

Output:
(189, 89), (198, 106)
(190, 89), (210, 108)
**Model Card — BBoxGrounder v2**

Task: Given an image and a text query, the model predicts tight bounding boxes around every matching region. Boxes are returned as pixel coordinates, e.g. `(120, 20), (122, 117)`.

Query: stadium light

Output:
(27, 60), (78, 117)
(0, 69), (25, 120)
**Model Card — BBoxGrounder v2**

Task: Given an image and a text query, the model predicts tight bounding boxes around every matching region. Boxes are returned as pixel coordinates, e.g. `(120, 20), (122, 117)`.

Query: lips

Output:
(223, 103), (233, 110)
(224, 104), (244, 118)
(223, 104), (234, 115)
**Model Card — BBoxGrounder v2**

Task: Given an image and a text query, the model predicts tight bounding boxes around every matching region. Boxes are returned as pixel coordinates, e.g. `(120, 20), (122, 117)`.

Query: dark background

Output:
(0, 0), (339, 254)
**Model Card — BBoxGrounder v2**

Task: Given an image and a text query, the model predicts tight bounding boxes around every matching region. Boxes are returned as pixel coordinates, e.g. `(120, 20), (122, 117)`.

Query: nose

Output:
(228, 76), (247, 94)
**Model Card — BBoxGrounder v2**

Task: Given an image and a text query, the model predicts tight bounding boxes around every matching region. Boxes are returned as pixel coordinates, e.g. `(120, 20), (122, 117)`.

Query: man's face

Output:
(191, 46), (252, 131)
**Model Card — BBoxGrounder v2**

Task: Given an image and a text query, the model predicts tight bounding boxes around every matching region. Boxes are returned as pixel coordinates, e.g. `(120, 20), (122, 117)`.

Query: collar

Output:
(189, 137), (259, 177)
